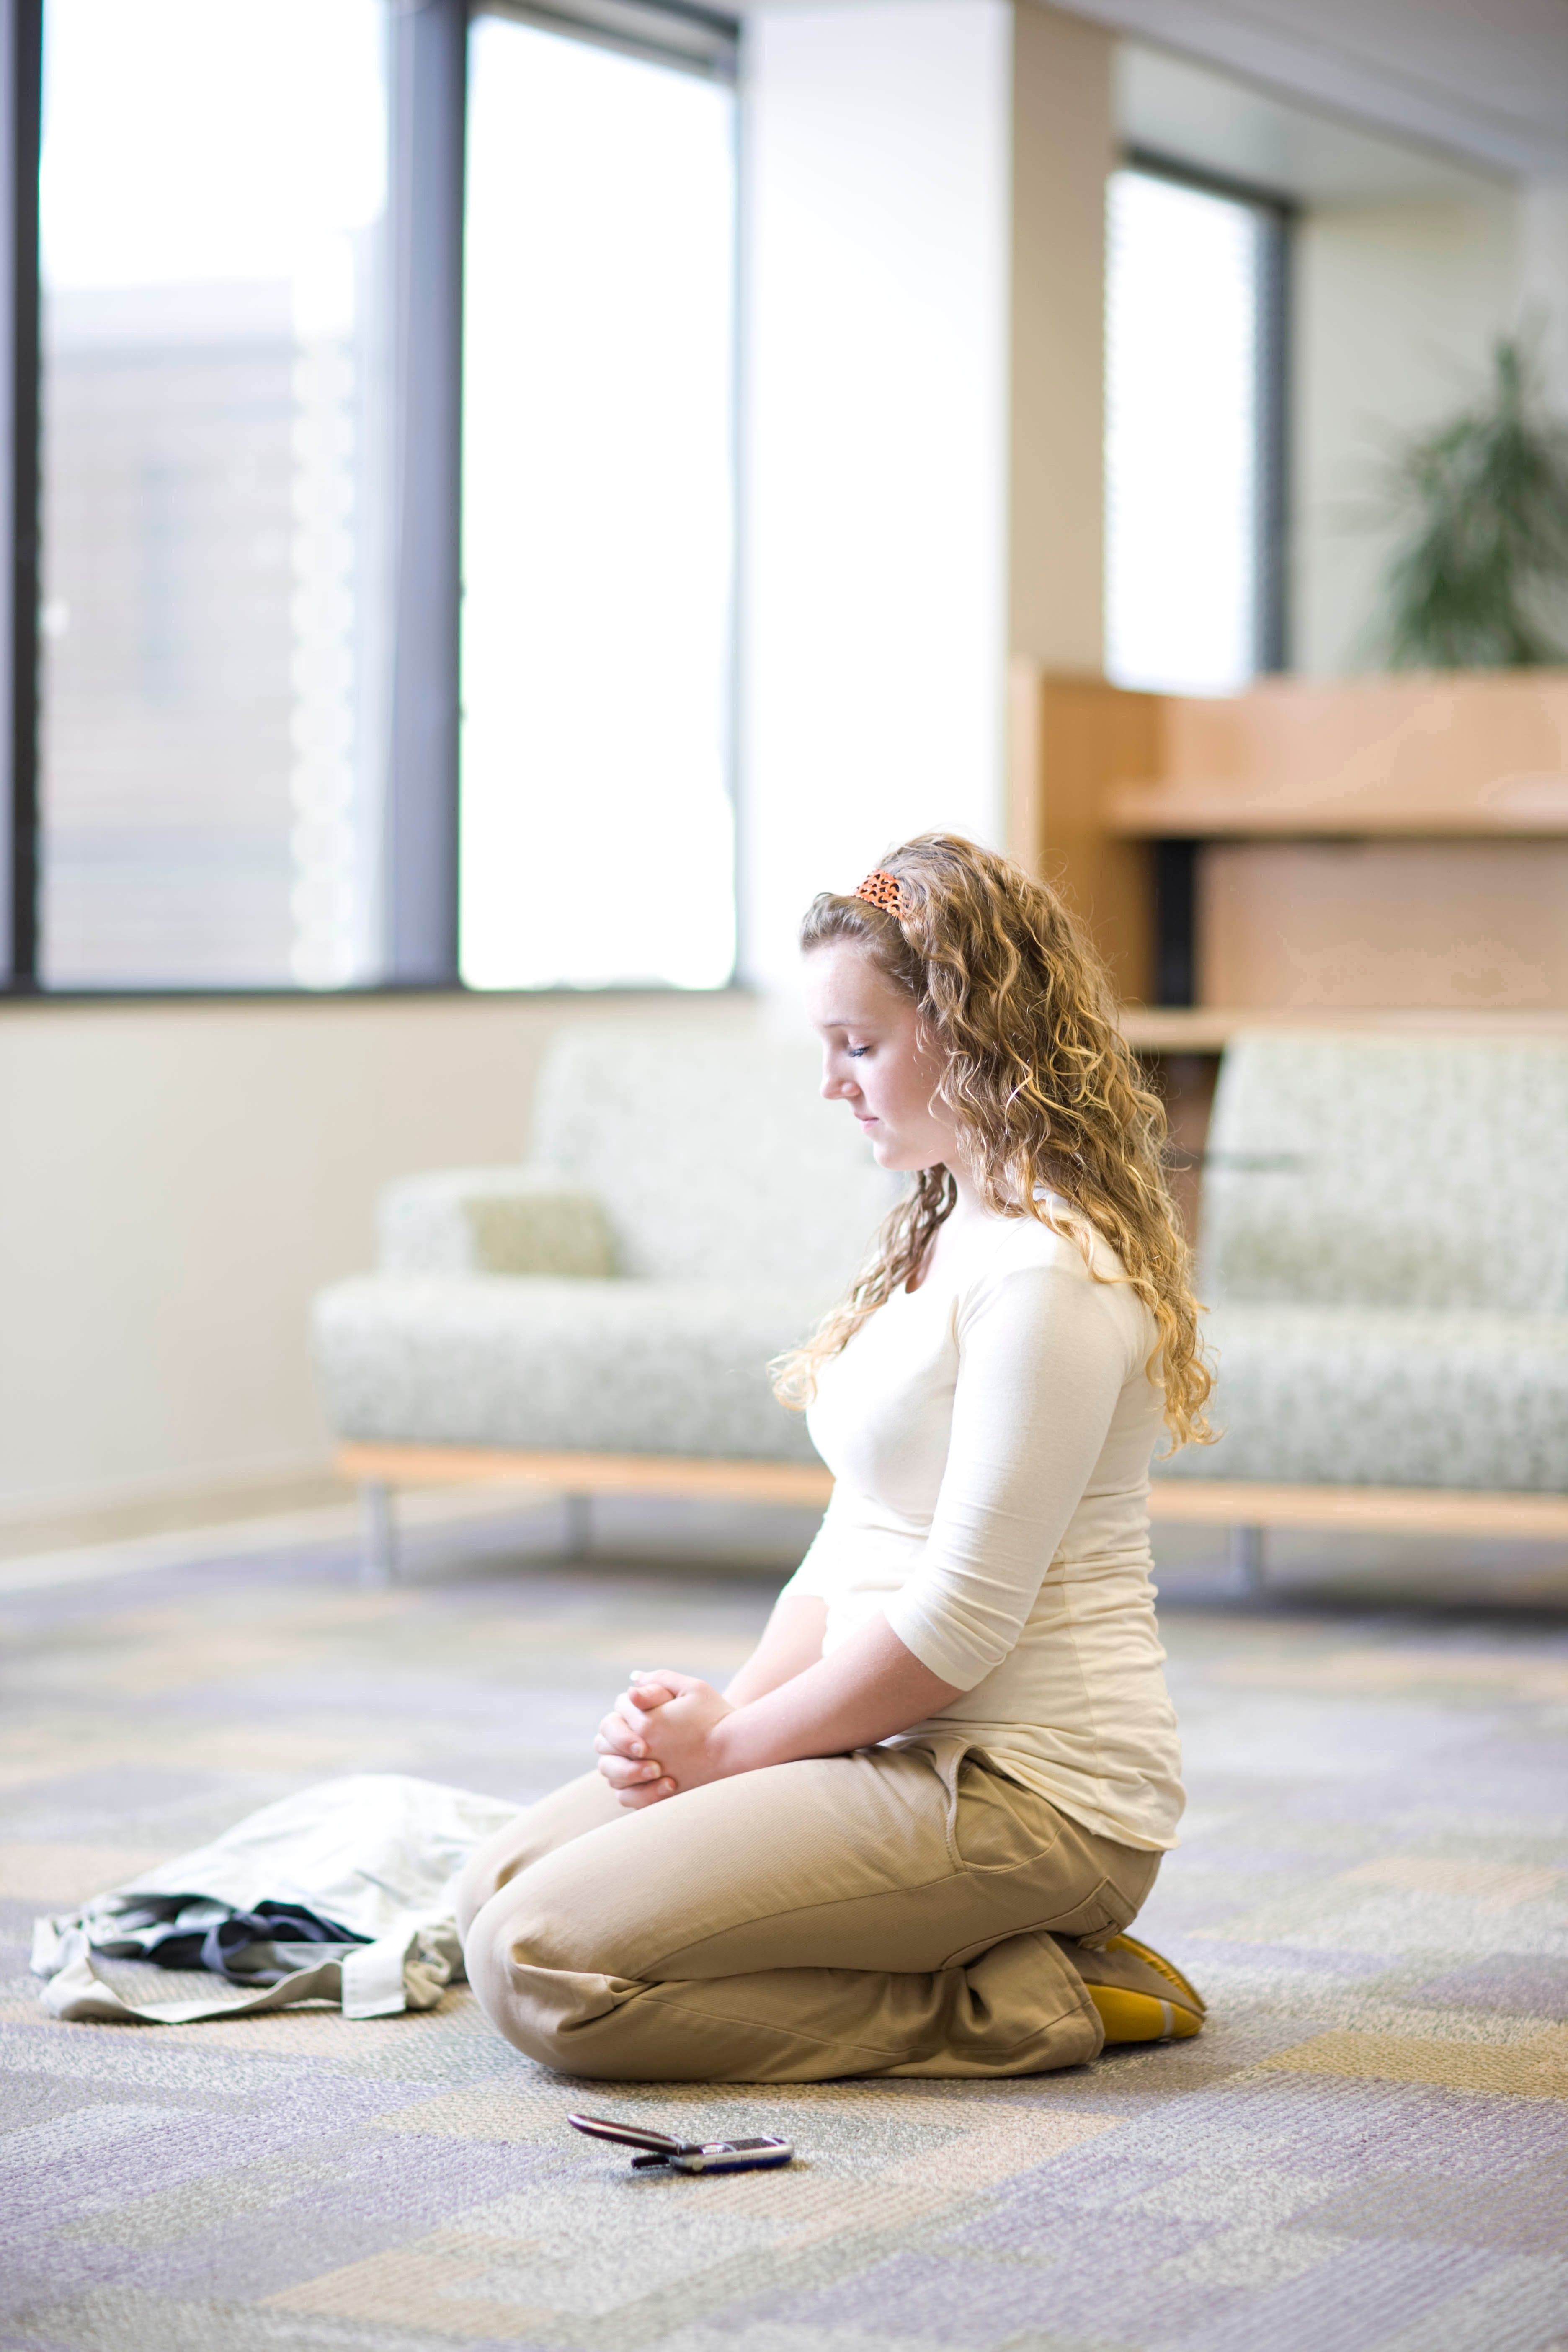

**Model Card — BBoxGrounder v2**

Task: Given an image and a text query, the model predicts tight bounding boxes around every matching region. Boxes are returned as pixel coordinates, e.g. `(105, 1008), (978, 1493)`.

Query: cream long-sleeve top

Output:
(780, 1201), (1184, 1851)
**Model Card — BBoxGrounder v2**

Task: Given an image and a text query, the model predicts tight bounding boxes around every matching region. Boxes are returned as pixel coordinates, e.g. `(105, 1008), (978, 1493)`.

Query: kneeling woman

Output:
(457, 834), (1211, 2080)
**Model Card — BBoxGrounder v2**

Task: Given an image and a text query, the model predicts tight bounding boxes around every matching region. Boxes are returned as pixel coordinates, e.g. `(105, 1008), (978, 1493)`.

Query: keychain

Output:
(567, 2112), (794, 2174)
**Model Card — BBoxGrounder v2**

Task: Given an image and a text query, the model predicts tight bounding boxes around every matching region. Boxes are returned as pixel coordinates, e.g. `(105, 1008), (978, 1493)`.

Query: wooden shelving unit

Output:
(1013, 667), (1568, 1013)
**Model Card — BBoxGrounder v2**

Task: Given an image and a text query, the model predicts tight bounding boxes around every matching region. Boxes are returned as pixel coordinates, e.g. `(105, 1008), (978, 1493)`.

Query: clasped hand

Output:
(594, 1670), (734, 1808)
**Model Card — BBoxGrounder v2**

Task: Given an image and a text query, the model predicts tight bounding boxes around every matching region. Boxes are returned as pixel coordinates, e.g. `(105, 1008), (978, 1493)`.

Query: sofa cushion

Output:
(1201, 1034), (1568, 1315)
(527, 1028), (895, 1291)
(312, 1275), (826, 1463)
(1163, 1304), (1568, 1492)
(376, 1169), (617, 1278)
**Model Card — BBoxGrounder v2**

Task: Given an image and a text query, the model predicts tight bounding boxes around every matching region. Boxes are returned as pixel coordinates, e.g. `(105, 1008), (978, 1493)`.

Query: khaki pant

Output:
(455, 1738), (1160, 2082)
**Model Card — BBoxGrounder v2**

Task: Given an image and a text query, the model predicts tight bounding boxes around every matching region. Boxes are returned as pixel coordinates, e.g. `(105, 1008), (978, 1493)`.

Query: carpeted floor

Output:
(2, 1513), (1566, 2352)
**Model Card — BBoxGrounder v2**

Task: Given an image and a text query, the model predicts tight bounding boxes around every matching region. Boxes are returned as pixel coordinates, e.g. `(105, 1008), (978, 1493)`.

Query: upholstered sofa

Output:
(315, 1021), (1568, 1583)
(1162, 1030), (1568, 1508)
(311, 1026), (892, 1571)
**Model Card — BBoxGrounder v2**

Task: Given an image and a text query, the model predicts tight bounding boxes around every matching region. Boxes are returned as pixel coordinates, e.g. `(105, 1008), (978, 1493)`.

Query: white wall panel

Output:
(740, 1), (1011, 996)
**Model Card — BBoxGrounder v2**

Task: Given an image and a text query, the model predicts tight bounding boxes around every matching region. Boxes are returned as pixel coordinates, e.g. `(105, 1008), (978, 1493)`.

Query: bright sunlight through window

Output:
(1105, 168), (1264, 697)
(460, 16), (737, 991)
(39, 0), (388, 989)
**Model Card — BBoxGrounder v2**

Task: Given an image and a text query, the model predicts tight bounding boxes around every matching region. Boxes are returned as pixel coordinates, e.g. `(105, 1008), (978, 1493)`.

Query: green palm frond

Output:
(1370, 334), (1568, 670)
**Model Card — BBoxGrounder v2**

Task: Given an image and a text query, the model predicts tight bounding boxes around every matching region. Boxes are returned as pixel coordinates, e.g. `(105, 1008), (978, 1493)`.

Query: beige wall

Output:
(1293, 185), (1524, 675)
(0, 991), (756, 1526)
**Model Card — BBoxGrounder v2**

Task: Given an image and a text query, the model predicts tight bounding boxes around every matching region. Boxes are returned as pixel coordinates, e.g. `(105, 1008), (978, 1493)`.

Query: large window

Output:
(8, 0), (739, 995)
(1105, 160), (1290, 696)
(461, 13), (737, 991)
(37, 0), (390, 988)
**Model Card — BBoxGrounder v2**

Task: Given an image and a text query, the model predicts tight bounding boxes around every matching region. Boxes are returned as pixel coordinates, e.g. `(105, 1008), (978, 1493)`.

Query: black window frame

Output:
(1, 0), (742, 1002)
(1114, 149), (1296, 1009)
(1119, 145), (1296, 679)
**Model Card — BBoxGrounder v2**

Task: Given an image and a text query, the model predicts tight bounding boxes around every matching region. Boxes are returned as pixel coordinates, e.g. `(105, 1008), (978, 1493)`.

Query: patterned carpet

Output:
(2, 1512), (1566, 2352)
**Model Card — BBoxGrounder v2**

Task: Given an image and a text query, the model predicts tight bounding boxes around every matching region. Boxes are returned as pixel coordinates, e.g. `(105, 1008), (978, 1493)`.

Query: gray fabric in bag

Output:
(30, 1773), (519, 2024)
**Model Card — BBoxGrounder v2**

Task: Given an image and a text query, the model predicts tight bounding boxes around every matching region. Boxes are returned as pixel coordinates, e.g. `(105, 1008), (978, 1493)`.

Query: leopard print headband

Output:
(855, 869), (909, 918)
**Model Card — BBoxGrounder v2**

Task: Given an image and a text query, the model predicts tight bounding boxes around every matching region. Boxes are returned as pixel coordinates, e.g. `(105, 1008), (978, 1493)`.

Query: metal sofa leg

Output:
(563, 1491), (592, 1558)
(361, 1479), (396, 1588)
(1230, 1522), (1265, 1594)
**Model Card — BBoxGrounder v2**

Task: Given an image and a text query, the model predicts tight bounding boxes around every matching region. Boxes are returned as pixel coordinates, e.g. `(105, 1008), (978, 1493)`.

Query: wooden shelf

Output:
(1108, 782), (1568, 839)
(1102, 676), (1568, 840)
(1118, 1006), (1568, 1055)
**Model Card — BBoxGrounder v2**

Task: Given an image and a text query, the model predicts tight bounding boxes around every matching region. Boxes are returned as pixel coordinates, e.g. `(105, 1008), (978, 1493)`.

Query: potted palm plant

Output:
(1371, 333), (1568, 668)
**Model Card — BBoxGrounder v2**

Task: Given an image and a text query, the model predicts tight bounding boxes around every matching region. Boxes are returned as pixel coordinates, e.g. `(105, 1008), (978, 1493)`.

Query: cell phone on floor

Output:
(567, 2112), (794, 2173)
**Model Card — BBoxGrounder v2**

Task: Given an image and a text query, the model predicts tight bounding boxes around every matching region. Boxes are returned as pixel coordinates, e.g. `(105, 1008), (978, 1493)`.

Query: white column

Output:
(739, 1), (1013, 995)
(738, 2), (1114, 995)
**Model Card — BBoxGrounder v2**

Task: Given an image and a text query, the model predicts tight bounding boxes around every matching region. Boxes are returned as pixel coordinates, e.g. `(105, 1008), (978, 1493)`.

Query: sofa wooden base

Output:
(1147, 1478), (1568, 1542)
(1147, 1477), (1568, 1593)
(336, 1442), (1568, 1591)
(337, 1443), (834, 1584)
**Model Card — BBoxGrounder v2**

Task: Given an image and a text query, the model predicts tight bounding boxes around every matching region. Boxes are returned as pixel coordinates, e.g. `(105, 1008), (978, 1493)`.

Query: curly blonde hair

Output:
(771, 832), (1213, 1452)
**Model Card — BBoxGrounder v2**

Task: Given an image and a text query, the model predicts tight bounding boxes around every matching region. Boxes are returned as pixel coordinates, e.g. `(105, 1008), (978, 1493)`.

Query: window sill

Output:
(0, 979), (756, 1010)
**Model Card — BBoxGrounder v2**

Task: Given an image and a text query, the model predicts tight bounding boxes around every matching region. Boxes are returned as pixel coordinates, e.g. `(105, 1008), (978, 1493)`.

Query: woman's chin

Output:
(869, 1137), (928, 1173)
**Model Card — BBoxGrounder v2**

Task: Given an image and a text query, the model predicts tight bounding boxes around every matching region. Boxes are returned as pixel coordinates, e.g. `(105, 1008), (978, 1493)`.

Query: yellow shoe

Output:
(1066, 1933), (1207, 2044)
